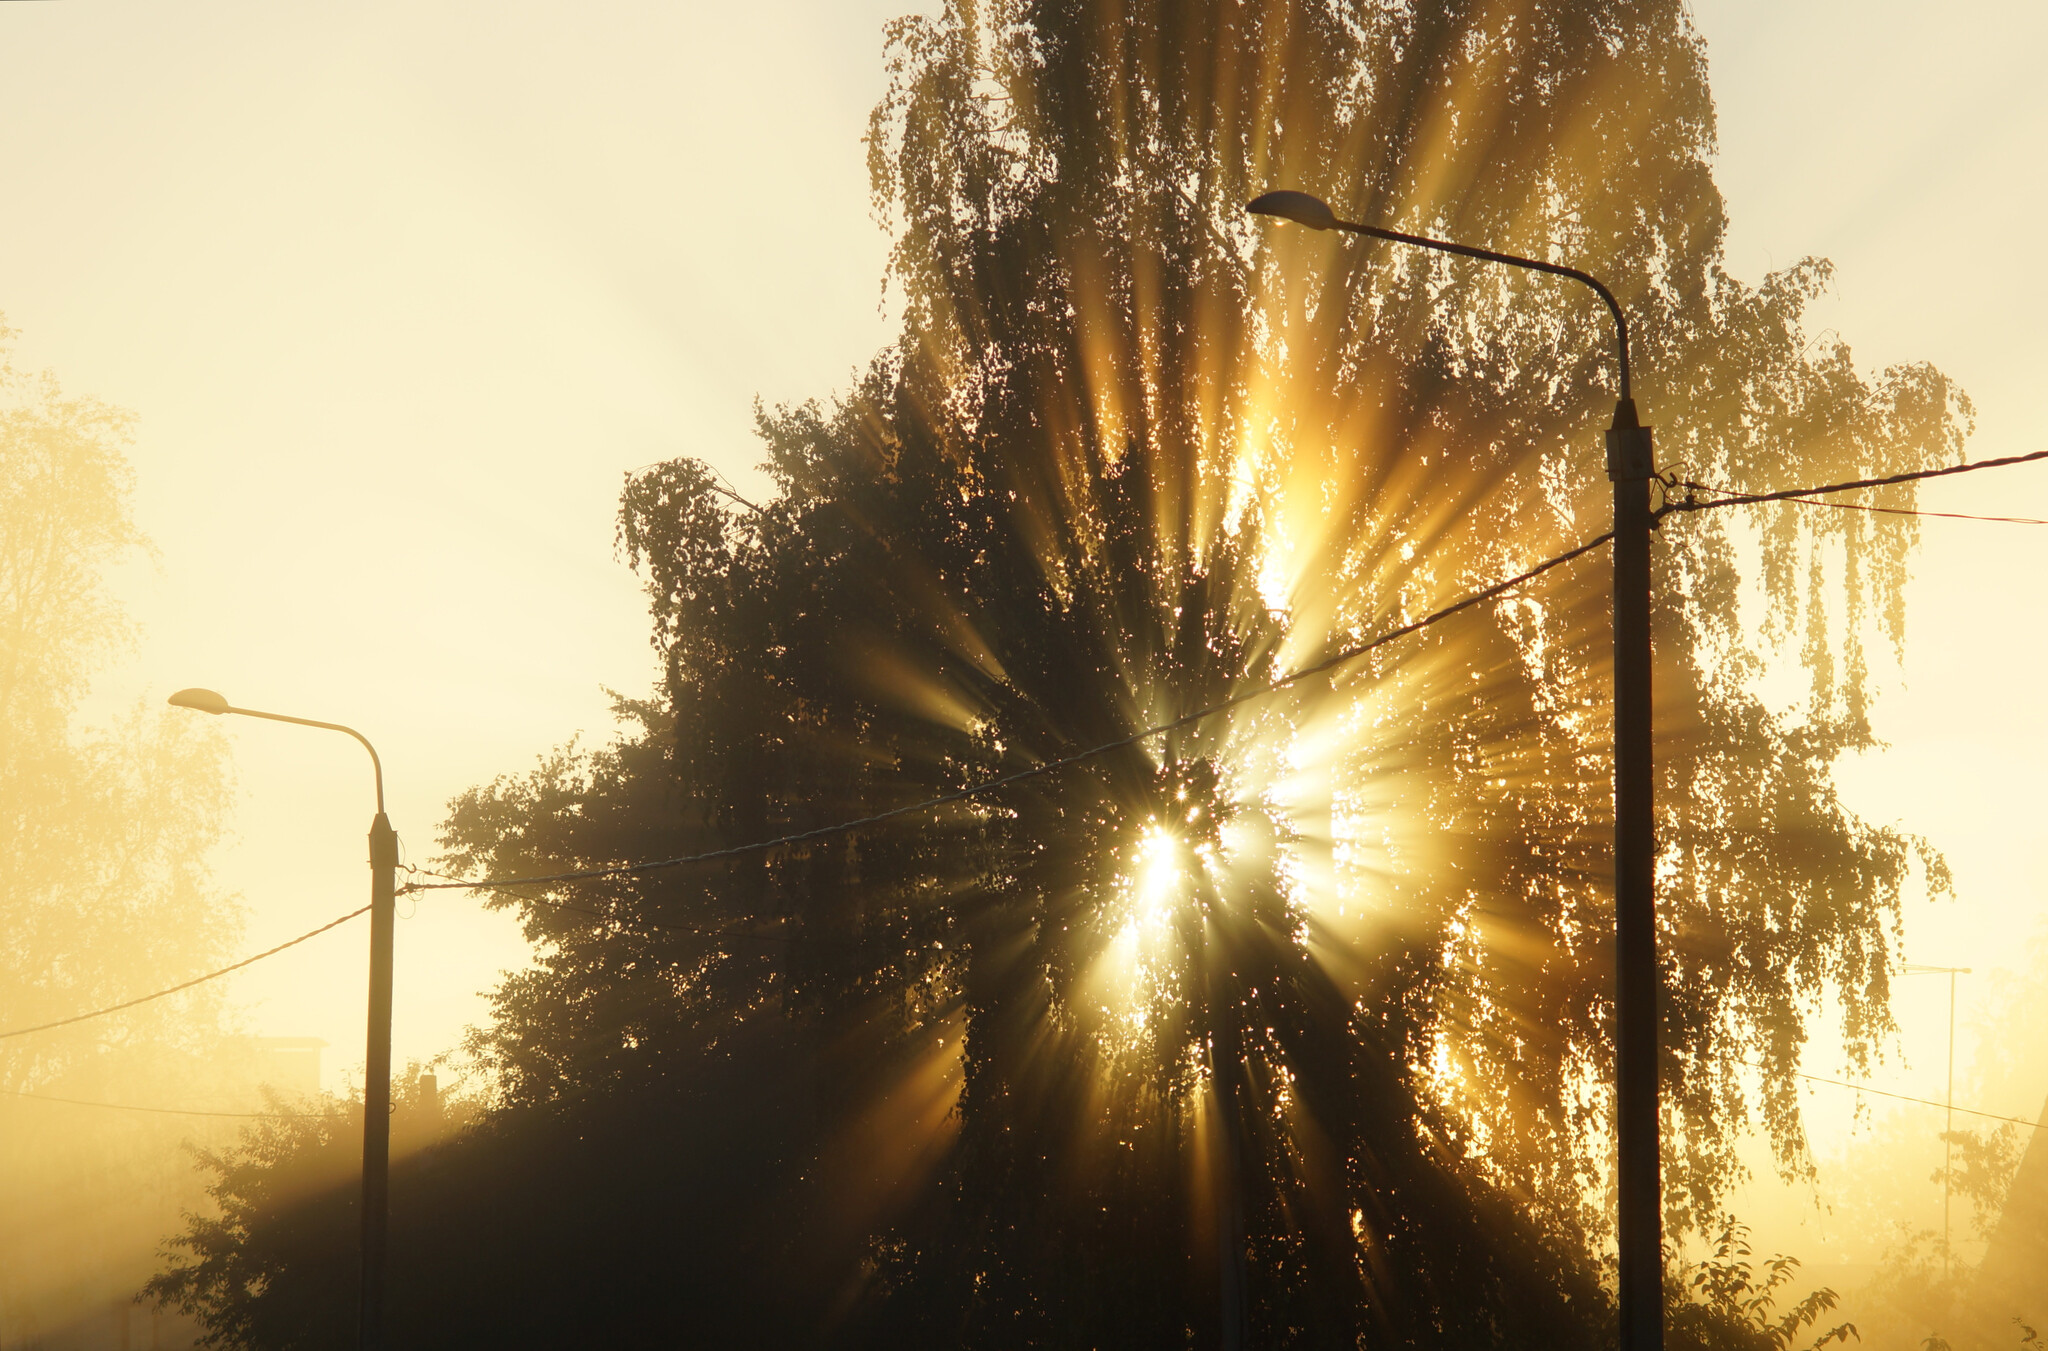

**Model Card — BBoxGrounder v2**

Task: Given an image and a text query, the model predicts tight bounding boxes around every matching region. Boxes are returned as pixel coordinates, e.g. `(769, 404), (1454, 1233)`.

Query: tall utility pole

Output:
(1608, 395), (1659, 1351)
(362, 810), (398, 1349)
(1246, 190), (1663, 1351)
(167, 688), (398, 1350)
(1906, 963), (1972, 1279)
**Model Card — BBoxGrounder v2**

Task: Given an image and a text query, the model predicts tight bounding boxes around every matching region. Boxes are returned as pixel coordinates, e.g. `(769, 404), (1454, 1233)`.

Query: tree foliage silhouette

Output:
(156, 1), (1966, 1346)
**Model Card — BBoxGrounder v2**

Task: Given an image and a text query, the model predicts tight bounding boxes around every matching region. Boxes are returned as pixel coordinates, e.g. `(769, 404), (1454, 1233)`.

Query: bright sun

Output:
(1132, 825), (1185, 930)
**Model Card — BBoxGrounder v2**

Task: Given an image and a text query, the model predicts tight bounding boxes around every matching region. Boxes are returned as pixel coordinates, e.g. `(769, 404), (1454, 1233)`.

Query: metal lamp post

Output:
(168, 687), (397, 1351)
(1905, 963), (1972, 1279)
(1246, 190), (1662, 1351)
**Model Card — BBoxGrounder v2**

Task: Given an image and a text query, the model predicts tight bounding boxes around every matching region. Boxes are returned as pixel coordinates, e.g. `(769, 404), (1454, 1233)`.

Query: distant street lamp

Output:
(167, 687), (398, 1351)
(1905, 963), (1973, 1279)
(1246, 190), (1663, 1351)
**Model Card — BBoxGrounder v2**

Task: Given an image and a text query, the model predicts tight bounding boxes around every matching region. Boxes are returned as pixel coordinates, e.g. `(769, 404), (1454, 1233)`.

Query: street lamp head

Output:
(1247, 190), (1338, 231)
(167, 687), (232, 715)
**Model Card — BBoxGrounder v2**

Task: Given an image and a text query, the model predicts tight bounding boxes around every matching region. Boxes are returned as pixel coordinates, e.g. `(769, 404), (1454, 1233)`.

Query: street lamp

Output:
(167, 687), (398, 1351)
(1905, 963), (1973, 1279)
(1247, 190), (1663, 1351)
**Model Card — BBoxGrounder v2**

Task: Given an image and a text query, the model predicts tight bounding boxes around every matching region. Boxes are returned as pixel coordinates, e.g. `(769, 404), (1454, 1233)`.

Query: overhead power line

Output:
(1673, 479), (2048, 525)
(0, 529), (1627, 1031)
(0, 907), (369, 1042)
(0, 1085), (333, 1120)
(17, 444), (2044, 1034)
(1660, 446), (2048, 518)
(1781, 1067), (2040, 1132)
(403, 530), (1617, 897)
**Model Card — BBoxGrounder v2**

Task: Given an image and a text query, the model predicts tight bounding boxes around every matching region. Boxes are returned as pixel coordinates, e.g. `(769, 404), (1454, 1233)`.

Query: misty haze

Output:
(4, 2), (2047, 1349)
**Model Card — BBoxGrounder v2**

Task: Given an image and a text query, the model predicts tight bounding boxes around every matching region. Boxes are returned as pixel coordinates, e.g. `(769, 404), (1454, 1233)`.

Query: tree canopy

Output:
(156, 2), (1967, 1346)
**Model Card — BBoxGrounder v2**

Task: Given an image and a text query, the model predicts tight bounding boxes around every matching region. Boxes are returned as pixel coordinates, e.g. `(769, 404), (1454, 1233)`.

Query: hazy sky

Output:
(1689, 0), (2048, 1264)
(2, 0), (2042, 1262)
(1, 0), (912, 1092)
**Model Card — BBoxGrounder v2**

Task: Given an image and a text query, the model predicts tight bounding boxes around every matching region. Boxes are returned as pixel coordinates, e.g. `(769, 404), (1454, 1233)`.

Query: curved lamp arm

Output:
(1247, 190), (1633, 401)
(168, 687), (385, 814)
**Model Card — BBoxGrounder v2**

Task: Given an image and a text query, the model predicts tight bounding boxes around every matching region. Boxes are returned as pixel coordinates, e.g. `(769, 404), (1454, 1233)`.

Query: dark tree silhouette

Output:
(155, 2), (1967, 1346)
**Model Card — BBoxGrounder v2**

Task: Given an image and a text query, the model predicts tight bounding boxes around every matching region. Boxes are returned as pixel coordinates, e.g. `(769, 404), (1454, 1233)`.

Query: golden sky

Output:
(2, 0), (2043, 1270)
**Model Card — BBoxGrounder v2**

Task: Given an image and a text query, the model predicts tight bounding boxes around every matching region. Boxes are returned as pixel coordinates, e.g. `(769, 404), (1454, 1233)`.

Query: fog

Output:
(3, 1), (2046, 1346)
